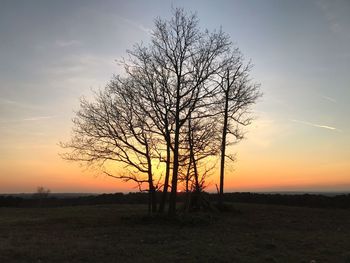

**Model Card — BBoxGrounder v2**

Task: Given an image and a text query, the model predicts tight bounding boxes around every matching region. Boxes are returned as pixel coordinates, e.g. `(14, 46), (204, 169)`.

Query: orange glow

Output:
(1, 116), (349, 193)
(1, 139), (349, 193)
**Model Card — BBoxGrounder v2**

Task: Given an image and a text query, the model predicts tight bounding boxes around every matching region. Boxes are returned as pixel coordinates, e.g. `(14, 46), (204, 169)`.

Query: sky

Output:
(0, 0), (349, 193)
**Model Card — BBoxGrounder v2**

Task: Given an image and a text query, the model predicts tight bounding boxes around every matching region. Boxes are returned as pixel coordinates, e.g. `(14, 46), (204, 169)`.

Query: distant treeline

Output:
(0, 192), (350, 209)
(0, 193), (145, 207)
(220, 192), (350, 209)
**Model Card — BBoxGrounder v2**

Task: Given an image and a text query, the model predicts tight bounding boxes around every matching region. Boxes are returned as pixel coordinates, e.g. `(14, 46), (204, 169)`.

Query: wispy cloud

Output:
(0, 116), (55, 124)
(321, 95), (337, 103)
(0, 98), (17, 105)
(43, 54), (116, 76)
(0, 98), (43, 110)
(22, 116), (55, 121)
(117, 15), (152, 34)
(291, 119), (340, 131)
(241, 115), (291, 148)
(55, 39), (81, 48)
(315, 0), (344, 35)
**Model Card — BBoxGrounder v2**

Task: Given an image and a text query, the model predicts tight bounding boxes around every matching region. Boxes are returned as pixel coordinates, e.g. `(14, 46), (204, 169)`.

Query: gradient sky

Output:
(1, 0), (349, 193)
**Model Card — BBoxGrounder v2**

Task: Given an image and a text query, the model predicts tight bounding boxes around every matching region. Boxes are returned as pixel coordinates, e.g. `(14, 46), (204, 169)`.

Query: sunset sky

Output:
(1, 0), (349, 193)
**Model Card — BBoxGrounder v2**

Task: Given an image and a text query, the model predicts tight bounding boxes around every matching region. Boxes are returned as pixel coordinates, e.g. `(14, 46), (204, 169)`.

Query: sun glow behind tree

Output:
(61, 8), (261, 214)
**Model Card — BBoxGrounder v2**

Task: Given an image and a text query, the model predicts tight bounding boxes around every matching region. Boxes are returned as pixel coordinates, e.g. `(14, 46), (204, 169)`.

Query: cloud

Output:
(0, 98), (17, 105)
(117, 15), (152, 34)
(55, 40), (81, 48)
(239, 114), (291, 148)
(43, 54), (116, 76)
(0, 98), (42, 110)
(0, 116), (55, 124)
(22, 116), (55, 121)
(291, 119), (340, 131)
(321, 95), (337, 103)
(315, 0), (345, 35)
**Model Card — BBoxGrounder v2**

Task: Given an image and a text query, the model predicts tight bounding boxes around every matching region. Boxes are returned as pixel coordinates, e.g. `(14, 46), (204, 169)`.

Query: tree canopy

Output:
(61, 8), (261, 215)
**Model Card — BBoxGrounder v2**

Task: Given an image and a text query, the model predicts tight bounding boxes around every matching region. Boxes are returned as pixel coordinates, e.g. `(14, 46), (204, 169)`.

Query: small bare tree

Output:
(33, 186), (50, 199)
(180, 113), (220, 211)
(216, 53), (262, 208)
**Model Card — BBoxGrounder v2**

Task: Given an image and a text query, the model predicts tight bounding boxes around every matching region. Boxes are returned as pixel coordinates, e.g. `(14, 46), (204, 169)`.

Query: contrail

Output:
(291, 119), (339, 131)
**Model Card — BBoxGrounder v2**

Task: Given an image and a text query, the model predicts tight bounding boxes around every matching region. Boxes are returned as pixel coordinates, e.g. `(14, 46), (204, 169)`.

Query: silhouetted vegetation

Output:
(1, 192), (350, 209)
(61, 8), (261, 216)
(219, 192), (350, 209)
(32, 186), (51, 199)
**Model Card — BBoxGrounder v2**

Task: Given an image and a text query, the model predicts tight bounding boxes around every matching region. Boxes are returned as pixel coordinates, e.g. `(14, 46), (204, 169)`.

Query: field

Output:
(1, 203), (350, 262)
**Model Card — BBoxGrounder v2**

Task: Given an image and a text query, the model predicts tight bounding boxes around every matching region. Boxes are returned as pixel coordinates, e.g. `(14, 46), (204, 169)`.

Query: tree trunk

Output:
(159, 138), (171, 213)
(168, 130), (179, 216)
(184, 152), (192, 212)
(168, 77), (181, 216)
(147, 153), (157, 213)
(219, 78), (230, 208)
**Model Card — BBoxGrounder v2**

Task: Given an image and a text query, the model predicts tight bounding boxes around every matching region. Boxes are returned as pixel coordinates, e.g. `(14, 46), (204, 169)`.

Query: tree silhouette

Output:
(33, 186), (50, 199)
(61, 81), (159, 213)
(61, 8), (261, 216)
(216, 54), (261, 208)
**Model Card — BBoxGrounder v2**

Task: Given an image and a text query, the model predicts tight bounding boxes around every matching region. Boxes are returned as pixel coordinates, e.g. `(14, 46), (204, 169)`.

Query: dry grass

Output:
(1, 203), (350, 262)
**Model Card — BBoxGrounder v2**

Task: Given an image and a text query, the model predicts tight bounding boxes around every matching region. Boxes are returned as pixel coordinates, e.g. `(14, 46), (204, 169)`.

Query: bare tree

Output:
(181, 114), (220, 211)
(61, 79), (159, 213)
(62, 8), (261, 216)
(146, 8), (232, 215)
(116, 8), (233, 215)
(33, 186), (50, 199)
(216, 54), (262, 208)
(120, 43), (175, 213)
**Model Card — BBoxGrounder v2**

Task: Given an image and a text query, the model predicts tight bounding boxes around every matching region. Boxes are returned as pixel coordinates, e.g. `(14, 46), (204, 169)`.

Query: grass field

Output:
(1, 203), (350, 262)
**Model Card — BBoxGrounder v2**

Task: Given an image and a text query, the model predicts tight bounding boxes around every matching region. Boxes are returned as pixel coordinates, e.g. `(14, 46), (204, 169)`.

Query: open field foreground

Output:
(1, 203), (350, 263)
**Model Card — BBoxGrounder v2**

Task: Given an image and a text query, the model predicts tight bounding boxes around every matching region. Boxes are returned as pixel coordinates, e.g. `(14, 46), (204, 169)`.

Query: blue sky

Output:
(0, 0), (349, 193)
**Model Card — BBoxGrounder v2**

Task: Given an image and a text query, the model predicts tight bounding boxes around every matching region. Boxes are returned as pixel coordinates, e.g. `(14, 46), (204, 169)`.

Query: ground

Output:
(1, 203), (350, 262)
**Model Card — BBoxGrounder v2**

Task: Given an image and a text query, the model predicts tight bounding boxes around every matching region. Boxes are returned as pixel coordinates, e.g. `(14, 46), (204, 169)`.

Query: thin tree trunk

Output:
(190, 140), (200, 210)
(168, 129), (179, 215)
(184, 153), (192, 212)
(159, 138), (171, 213)
(168, 77), (181, 216)
(147, 152), (157, 213)
(219, 72), (230, 207)
(188, 115), (199, 193)
(219, 108), (228, 207)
